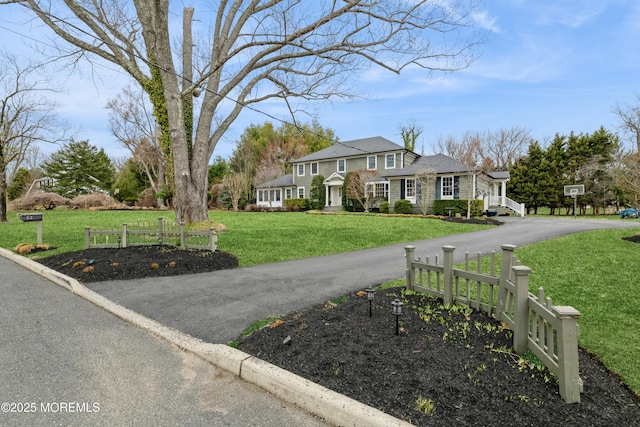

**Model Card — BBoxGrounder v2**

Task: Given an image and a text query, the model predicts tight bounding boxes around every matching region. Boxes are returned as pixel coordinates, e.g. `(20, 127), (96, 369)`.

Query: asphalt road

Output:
(0, 255), (329, 427)
(86, 216), (640, 345)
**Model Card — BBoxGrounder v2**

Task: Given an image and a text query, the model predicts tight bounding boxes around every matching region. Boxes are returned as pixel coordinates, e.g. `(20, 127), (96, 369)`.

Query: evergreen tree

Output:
(544, 135), (570, 214)
(112, 159), (148, 202)
(208, 156), (228, 185)
(508, 142), (550, 214)
(7, 168), (32, 201)
(309, 175), (326, 210)
(42, 140), (114, 198)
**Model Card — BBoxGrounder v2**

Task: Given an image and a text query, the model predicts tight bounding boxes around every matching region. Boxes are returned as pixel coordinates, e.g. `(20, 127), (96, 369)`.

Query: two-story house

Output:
(255, 136), (523, 215)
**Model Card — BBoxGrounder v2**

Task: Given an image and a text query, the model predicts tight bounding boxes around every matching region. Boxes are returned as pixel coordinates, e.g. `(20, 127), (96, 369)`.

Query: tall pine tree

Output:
(42, 140), (114, 197)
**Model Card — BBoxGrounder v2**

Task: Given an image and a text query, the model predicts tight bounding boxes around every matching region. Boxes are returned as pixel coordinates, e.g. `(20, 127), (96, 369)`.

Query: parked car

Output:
(619, 207), (639, 218)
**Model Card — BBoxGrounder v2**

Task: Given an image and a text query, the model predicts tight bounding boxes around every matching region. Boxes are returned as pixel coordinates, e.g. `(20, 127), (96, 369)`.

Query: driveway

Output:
(0, 255), (329, 427)
(86, 216), (640, 344)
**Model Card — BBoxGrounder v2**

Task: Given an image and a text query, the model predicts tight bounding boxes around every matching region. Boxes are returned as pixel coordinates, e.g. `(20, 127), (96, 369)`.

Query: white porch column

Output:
(501, 181), (506, 206)
(325, 185), (330, 206)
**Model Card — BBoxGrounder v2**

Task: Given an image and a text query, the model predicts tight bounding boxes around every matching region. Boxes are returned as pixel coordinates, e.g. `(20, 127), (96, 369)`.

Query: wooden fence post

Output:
(511, 265), (532, 354)
(497, 244), (517, 320)
(442, 245), (455, 305)
(84, 227), (90, 249)
(121, 223), (128, 248)
(405, 246), (415, 291)
(179, 222), (186, 249)
(209, 228), (217, 252)
(158, 217), (164, 245)
(553, 305), (582, 403)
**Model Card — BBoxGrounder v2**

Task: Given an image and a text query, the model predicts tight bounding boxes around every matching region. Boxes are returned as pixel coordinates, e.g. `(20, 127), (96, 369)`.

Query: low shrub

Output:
(284, 198), (309, 212)
(394, 199), (413, 214)
(379, 201), (390, 214)
(432, 200), (483, 217)
(9, 189), (70, 211)
(69, 193), (119, 209)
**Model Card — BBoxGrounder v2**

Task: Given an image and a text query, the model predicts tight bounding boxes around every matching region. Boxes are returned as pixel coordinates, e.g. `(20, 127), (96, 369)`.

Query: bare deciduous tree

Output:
(0, 52), (65, 221)
(223, 173), (247, 212)
(399, 119), (423, 152)
(434, 126), (530, 171)
(482, 127), (532, 170)
(346, 169), (381, 213)
(5, 1), (485, 223)
(613, 151), (640, 207)
(613, 94), (640, 152)
(106, 85), (168, 207)
(415, 168), (437, 216)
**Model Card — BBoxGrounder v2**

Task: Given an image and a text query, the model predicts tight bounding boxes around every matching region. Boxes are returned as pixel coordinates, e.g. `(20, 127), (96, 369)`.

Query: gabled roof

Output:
(255, 173), (294, 188)
(293, 136), (406, 163)
(384, 153), (472, 177)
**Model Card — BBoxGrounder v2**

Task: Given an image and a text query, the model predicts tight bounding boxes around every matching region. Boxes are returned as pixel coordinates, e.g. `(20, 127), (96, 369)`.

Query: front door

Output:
(329, 185), (342, 206)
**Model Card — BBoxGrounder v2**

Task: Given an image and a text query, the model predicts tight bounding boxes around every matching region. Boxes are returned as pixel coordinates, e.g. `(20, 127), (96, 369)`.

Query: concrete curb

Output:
(0, 248), (410, 427)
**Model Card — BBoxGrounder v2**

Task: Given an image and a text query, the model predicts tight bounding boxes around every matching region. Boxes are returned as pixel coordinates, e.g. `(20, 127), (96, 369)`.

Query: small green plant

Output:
(394, 199), (412, 214)
(414, 396), (435, 415)
(227, 316), (281, 348)
(332, 361), (340, 376)
(329, 295), (349, 305)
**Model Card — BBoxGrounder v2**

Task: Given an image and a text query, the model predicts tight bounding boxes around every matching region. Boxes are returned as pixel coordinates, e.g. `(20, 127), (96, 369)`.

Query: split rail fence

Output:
(404, 244), (583, 404)
(84, 217), (217, 252)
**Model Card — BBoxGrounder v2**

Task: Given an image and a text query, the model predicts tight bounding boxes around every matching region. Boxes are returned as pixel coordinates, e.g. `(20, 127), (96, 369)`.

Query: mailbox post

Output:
(19, 213), (43, 245)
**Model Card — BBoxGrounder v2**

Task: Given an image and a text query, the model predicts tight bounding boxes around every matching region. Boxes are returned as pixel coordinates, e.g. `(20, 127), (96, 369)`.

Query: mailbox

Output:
(19, 213), (43, 222)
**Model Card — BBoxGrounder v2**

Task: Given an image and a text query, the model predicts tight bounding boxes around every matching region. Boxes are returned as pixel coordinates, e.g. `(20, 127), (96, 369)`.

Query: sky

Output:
(1, 1), (639, 162)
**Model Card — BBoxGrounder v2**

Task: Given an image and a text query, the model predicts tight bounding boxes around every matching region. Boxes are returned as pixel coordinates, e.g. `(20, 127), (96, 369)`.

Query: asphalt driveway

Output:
(86, 216), (640, 344)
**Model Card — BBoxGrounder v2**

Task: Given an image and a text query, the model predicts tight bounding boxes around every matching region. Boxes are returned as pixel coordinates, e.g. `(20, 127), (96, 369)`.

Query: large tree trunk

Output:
(0, 164), (7, 222)
(135, 0), (208, 223)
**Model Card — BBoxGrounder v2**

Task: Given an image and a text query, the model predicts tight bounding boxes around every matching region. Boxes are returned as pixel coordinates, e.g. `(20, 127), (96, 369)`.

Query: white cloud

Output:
(472, 11), (500, 33)
(533, 1), (605, 28)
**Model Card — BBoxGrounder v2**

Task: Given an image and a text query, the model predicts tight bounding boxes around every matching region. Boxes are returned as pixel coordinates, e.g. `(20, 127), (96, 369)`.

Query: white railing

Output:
(490, 196), (525, 216)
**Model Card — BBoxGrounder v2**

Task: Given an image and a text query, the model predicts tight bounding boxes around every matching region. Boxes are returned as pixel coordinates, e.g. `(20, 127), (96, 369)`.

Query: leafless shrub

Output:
(10, 189), (70, 211)
(69, 193), (118, 209)
(136, 188), (156, 208)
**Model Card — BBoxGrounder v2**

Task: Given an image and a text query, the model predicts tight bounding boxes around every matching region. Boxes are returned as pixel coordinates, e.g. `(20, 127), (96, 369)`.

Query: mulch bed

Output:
(238, 288), (640, 426)
(30, 239), (640, 425)
(35, 245), (238, 283)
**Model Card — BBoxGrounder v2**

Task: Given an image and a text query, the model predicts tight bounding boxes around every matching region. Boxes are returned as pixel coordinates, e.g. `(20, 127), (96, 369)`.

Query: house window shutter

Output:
(436, 177), (441, 200)
(400, 179), (405, 199)
(454, 176), (460, 199)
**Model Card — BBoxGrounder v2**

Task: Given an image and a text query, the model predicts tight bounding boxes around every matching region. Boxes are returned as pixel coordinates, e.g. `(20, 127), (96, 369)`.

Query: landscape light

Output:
(392, 298), (403, 336)
(366, 286), (375, 317)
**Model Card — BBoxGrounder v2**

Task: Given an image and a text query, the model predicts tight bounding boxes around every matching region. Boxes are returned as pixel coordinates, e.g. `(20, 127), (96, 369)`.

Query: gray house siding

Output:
(257, 136), (512, 213)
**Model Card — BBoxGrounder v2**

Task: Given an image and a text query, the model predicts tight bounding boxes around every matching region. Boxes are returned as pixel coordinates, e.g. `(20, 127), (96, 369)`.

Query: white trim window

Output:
(367, 155), (377, 170)
(405, 178), (416, 199)
(297, 163), (305, 176)
(337, 158), (346, 173)
(297, 187), (305, 198)
(441, 176), (454, 199)
(285, 188), (292, 199)
(385, 153), (395, 169)
(311, 162), (318, 175)
(366, 181), (388, 198)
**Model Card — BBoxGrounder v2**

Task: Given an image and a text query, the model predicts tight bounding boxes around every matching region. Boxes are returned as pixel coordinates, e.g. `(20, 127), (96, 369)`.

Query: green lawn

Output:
(0, 209), (492, 266)
(2, 209), (639, 395)
(515, 229), (640, 395)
